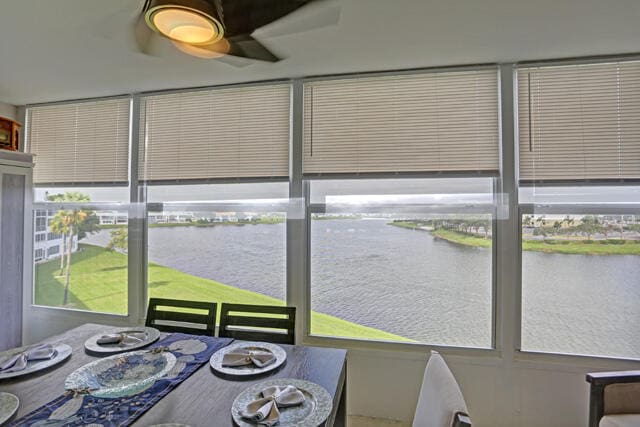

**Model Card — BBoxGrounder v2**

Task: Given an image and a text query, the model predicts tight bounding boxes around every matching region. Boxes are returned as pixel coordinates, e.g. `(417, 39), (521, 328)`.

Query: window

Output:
(309, 178), (495, 347)
(27, 98), (131, 315)
(139, 85), (292, 310)
(518, 61), (640, 359)
(303, 68), (500, 346)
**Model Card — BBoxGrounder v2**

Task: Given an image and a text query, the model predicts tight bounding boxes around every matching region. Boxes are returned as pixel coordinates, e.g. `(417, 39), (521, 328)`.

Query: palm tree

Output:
(49, 211), (69, 275)
(61, 209), (88, 306)
(47, 192), (93, 306)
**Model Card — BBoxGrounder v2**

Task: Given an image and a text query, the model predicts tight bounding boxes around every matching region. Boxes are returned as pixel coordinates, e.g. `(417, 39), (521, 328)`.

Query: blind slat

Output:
(302, 69), (500, 175)
(518, 61), (640, 182)
(27, 99), (130, 185)
(139, 84), (291, 182)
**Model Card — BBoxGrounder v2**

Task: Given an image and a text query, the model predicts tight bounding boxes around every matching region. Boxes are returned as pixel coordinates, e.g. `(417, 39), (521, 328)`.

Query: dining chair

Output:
(145, 298), (217, 335)
(586, 370), (640, 427)
(413, 350), (471, 427)
(218, 303), (296, 344)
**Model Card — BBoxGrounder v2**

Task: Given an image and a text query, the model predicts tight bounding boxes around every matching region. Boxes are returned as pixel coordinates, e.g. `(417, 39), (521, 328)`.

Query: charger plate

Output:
(0, 344), (72, 380)
(210, 341), (286, 376)
(0, 392), (19, 425)
(231, 378), (332, 427)
(84, 327), (160, 354)
(65, 350), (176, 398)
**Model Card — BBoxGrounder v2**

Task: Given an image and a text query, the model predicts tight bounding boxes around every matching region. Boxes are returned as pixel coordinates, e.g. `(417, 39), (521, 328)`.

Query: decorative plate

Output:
(0, 392), (19, 426)
(84, 327), (161, 354)
(231, 378), (332, 427)
(65, 350), (176, 398)
(210, 341), (286, 376)
(0, 344), (72, 380)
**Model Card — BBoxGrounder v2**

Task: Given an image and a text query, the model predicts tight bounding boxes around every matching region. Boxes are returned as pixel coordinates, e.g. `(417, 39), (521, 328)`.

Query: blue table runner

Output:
(10, 333), (232, 427)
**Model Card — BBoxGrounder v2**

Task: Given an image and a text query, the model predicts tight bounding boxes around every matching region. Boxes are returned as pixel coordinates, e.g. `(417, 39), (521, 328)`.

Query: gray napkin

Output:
(0, 344), (56, 373)
(240, 385), (305, 426)
(222, 348), (276, 368)
(96, 331), (146, 346)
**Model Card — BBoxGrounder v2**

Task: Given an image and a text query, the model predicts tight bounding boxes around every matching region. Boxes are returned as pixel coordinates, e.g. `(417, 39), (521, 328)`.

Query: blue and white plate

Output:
(65, 350), (176, 398)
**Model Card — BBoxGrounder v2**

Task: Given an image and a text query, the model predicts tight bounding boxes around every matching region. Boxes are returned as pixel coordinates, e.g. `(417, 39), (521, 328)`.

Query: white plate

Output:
(84, 327), (160, 354)
(0, 344), (72, 380)
(210, 341), (286, 376)
(0, 392), (19, 426)
(65, 350), (176, 398)
(232, 378), (332, 427)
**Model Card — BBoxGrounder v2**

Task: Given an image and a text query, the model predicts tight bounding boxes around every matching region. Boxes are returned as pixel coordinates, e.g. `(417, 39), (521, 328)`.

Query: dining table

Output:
(0, 323), (347, 427)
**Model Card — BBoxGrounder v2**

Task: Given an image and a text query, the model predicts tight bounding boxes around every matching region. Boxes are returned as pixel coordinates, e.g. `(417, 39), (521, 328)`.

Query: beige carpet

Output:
(348, 415), (411, 427)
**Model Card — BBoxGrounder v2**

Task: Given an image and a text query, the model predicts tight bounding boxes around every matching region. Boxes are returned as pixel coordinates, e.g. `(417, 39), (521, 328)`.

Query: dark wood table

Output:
(0, 323), (347, 427)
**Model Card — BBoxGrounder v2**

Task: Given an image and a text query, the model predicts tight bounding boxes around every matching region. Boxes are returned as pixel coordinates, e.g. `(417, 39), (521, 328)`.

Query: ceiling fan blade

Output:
(257, 0), (341, 38)
(225, 35), (281, 62)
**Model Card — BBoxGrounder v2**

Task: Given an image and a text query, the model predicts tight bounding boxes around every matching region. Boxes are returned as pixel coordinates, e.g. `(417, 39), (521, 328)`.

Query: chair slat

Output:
(146, 298), (217, 336)
(219, 303), (296, 345)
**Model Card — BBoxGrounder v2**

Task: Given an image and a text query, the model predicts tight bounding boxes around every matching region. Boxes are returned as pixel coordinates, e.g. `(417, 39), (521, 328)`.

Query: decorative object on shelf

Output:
(231, 378), (332, 427)
(84, 327), (161, 355)
(210, 341), (286, 376)
(0, 117), (21, 152)
(0, 343), (72, 380)
(0, 392), (19, 425)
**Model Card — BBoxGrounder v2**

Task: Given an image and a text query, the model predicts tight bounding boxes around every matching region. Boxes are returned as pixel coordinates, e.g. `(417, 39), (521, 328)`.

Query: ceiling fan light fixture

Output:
(145, 0), (224, 45)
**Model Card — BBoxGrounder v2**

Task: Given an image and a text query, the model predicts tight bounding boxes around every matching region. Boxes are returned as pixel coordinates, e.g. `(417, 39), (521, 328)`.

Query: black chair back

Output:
(219, 303), (296, 344)
(146, 298), (217, 336)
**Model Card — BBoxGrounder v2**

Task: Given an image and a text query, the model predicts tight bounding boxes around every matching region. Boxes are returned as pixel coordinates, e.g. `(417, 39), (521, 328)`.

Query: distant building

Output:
(34, 210), (78, 263)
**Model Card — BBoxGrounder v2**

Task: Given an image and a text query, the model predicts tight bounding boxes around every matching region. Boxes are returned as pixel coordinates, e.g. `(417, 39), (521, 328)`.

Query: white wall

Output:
(0, 102), (17, 121)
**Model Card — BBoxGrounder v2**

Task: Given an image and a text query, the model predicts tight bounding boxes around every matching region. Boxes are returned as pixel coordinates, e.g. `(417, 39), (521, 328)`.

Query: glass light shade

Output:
(151, 8), (222, 45)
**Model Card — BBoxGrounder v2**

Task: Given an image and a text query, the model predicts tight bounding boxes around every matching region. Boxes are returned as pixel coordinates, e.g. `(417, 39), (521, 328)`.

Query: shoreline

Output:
(389, 222), (640, 255)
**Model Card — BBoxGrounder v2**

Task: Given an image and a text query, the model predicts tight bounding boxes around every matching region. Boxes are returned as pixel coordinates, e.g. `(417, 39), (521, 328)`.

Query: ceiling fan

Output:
(132, 0), (340, 62)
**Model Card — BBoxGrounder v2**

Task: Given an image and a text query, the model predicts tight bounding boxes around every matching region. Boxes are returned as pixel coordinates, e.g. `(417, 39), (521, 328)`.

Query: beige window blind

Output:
(27, 98), (130, 185)
(303, 69), (500, 176)
(139, 84), (291, 182)
(518, 61), (640, 182)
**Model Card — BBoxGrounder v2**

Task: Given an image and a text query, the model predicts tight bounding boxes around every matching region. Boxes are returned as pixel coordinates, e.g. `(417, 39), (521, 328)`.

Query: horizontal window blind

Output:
(139, 84), (291, 183)
(27, 98), (130, 185)
(303, 69), (500, 176)
(518, 61), (640, 182)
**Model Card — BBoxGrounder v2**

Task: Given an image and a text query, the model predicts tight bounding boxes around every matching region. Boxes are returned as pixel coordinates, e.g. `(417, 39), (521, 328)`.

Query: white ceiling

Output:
(1, 0), (639, 105)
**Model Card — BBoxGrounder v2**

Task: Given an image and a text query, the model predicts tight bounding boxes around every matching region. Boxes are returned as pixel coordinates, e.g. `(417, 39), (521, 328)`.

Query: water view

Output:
(70, 216), (640, 358)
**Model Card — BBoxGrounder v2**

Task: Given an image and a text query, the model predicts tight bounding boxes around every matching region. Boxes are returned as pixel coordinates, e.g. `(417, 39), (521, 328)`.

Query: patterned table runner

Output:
(10, 333), (232, 426)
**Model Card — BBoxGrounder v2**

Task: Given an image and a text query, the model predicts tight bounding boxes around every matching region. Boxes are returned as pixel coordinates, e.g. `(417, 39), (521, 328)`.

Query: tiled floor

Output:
(348, 415), (411, 427)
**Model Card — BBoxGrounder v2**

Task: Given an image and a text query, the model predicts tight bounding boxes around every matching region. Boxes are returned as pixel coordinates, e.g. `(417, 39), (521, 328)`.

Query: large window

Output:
(518, 61), (640, 359)
(28, 99), (131, 315)
(303, 68), (500, 346)
(139, 85), (292, 311)
(309, 178), (495, 347)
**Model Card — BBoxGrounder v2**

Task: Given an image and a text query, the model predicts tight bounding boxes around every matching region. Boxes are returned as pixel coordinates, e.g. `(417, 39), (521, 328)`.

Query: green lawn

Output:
(401, 226), (640, 255)
(35, 244), (412, 342)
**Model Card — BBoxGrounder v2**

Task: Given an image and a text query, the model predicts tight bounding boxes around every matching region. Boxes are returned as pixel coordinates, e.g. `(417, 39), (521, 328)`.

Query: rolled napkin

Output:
(96, 331), (146, 346)
(0, 344), (56, 373)
(222, 348), (276, 368)
(240, 385), (306, 426)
